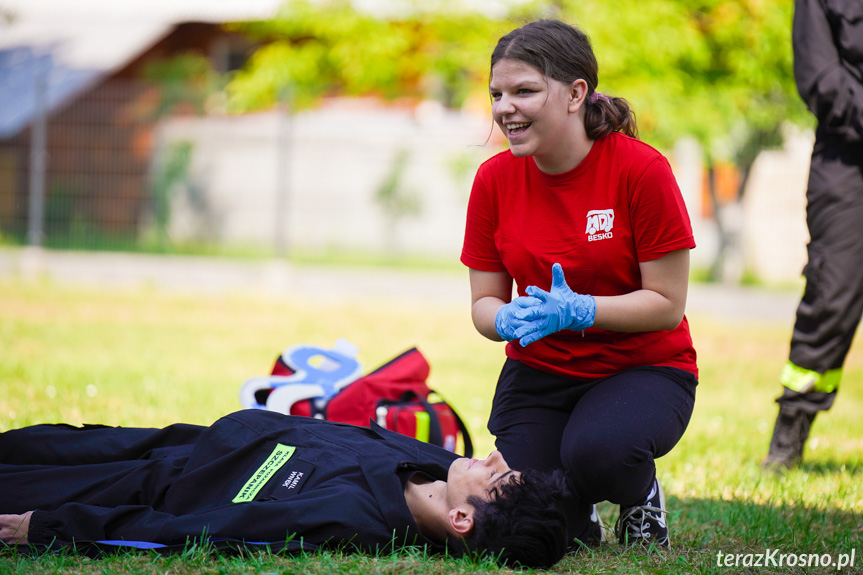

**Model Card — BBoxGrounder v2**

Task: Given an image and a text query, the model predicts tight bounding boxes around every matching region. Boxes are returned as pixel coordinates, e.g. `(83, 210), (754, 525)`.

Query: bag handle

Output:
(431, 392), (473, 459)
(448, 401), (473, 459)
(398, 391), (445, 449)
(379, 391), (473, 458)
(415, 390), (474, 458)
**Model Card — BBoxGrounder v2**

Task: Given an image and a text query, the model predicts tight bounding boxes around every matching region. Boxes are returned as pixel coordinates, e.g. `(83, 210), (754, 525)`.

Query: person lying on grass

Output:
(0, 409), (569, 568)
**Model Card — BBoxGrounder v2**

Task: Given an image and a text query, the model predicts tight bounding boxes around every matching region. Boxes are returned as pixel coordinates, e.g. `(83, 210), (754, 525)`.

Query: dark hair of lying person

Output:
(449, 468), (570, 569)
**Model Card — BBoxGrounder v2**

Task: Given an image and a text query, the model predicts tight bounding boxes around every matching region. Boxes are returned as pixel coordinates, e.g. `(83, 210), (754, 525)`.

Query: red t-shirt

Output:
(461, 132), (698, 379)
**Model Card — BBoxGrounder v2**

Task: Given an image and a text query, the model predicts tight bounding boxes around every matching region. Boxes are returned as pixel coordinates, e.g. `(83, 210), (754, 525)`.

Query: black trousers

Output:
(783, 140), (863, 413)
(0, 423), (202, 514)
(488, 359), (697, 541)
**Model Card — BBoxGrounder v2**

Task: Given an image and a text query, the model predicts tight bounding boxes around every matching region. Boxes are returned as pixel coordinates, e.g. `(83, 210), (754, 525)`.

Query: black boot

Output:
(762, 406), (816, 472)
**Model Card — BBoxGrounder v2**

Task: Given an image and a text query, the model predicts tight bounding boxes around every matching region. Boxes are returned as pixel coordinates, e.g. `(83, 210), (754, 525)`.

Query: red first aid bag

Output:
(253, 347), (473, 457)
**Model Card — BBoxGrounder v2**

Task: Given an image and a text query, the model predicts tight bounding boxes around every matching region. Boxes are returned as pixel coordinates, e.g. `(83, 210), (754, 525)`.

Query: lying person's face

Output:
(446, 450), (519, 507)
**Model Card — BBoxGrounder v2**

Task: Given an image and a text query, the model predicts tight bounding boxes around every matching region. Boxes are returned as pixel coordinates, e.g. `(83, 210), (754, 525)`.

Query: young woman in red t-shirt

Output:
(461, 19), (698, 549)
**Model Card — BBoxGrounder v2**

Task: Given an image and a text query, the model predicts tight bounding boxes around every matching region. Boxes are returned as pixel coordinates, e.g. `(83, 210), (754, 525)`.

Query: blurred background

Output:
(0, 0), (814, 286)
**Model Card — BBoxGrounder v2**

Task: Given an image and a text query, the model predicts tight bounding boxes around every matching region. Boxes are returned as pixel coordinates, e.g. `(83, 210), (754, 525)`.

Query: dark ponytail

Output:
(584, 92), (638, 139)
(491, 19), (638, 139)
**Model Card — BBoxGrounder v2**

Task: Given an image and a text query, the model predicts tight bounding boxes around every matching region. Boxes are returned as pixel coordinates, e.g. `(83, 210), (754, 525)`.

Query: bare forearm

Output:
(590, 249), (690, 332)
(593, 289), (686, 332)
(471, 296), (506, 341)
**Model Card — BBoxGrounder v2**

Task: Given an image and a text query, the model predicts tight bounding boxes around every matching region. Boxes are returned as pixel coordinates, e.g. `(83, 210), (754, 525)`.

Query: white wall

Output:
(157, 99), (494, 261)
(742, 128), (812, 284)
(157, 101), (813, 285)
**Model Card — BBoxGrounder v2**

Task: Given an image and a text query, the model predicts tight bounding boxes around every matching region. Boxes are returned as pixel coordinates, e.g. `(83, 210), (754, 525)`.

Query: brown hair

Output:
(491, 19), (638, 140)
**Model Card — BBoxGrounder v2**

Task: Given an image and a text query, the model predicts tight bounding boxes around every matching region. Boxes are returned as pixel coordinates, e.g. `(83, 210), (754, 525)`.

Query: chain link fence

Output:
(0, 78), (206, 253)
(1, 65), (499, 266)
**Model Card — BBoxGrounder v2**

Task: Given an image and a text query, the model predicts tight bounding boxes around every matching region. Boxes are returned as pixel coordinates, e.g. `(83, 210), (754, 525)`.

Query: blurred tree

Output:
(374, 146), (421, 254)
(143, 53), (221, 117)
(670, 0), (811, 281)
(149, 140), (194, 251)
(224, 0), (506, 111)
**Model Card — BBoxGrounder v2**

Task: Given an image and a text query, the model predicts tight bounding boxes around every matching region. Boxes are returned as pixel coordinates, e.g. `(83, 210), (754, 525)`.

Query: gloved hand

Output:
(518, 263), (596, 346)
(495, 296), (542, 342)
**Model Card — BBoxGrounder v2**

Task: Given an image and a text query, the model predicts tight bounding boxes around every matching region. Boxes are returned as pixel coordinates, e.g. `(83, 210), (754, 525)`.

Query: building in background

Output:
(0, 1), (264, 250)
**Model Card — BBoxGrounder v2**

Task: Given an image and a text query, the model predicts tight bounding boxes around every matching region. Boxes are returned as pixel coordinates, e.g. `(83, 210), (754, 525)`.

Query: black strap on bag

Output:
(449, 403), (474, 459)
(377, 391), (473, 458)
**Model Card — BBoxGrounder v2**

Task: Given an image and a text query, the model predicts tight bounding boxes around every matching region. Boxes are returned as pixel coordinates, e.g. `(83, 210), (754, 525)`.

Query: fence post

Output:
(28, 66), (48, 247)
(274, 86), (293, 259)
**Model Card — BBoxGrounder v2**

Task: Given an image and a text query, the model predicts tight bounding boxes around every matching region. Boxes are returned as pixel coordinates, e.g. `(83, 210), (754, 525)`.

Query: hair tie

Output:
(590, 91), (610, 104)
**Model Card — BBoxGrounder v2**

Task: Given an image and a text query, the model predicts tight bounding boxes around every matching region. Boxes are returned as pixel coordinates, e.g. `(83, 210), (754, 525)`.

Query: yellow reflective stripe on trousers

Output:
(232, 444), (296, 503)
(780, 361), (841, 393)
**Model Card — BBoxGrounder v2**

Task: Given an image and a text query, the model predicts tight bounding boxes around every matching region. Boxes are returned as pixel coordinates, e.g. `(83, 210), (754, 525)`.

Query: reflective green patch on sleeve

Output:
(232, 443), (296, 503)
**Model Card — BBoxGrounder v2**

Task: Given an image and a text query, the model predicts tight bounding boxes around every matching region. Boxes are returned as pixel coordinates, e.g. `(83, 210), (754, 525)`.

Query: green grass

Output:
(0, 232), (466, 271)
(1, 277), (861, 574)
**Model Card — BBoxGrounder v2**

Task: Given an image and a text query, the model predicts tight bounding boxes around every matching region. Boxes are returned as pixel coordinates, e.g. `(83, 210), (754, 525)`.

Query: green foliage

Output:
(375, 147), (421, 220)
(224, 0), (504, 111)
(227, 0), (411, 110)
(148, 140), (195, 251)
(142, 53), (220, 117)
(43, 182), (80, 238)
(225, 0), (811, 162)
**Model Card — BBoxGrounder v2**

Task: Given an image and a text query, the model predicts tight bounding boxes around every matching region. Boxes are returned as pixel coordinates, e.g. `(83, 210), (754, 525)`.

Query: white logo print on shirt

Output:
(586, 209), (614, 241)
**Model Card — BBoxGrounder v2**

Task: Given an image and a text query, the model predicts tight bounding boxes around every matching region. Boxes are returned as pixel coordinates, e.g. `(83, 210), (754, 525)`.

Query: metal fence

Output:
(1, 72), (501, 265)
(0, 78), (204, 253)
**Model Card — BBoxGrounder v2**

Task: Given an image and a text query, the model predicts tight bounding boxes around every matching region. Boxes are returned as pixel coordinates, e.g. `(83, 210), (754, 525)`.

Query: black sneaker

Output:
(762, 407), (816, 472)
(615, 478), (669, 548)
(586, 504), (609, 545)
(570, 504), (608, 551)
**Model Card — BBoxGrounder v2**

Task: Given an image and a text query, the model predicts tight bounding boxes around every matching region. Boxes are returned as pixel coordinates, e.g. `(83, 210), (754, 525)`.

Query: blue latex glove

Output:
(495, 296), (542, 341)
(517, 263), (596, 346)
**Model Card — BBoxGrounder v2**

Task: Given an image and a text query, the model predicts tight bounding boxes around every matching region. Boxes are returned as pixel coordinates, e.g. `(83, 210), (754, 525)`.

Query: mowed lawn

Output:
(1, 275), (861, 574)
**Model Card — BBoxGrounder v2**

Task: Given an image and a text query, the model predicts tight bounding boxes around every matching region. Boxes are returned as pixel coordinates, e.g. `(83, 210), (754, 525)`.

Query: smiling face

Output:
(445, 450), (518, 509)
(489, 58), (588, 174)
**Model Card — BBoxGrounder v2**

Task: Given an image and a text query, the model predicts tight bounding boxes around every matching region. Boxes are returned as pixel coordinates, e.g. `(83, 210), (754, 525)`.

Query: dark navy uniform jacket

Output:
(0, 410), (460, 553)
